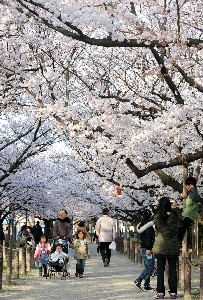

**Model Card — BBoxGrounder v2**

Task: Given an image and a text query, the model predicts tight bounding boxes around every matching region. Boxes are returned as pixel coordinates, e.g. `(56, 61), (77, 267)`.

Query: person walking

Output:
(93, 231), (100, 255)
(70, 229), (90, 278)
(153, 197), (182, 299)
(95, 208), (116, 267)
(33, 221), (43, 245)
(34, 234), (50, 277)
(53, 209), (73, 242)
(134, 208), (155, 292)
(77, 221), (91, 240)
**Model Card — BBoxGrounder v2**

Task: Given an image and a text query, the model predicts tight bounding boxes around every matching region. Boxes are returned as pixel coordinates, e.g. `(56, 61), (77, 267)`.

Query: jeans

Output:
(100, 242), (111, 262)
(136, 248), (155, 287)
(156, 255), (178, 295)
(76, 259), (85, 274)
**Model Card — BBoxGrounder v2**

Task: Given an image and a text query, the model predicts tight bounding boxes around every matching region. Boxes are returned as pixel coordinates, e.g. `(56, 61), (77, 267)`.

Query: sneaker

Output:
(75, 273), (79, 277)
(104, 258), (109, 267)
(154, 293), (164, 299)
(79, 274), (83, 278)
(170, 293), (177, 299)
(144, 286), (154, 291)
(151, 267), (157, 277)
(134, 280), (143, 291)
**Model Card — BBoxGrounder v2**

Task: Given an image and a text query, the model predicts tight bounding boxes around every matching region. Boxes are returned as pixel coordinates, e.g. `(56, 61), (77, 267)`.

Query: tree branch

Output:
(126, 148), (203, 178)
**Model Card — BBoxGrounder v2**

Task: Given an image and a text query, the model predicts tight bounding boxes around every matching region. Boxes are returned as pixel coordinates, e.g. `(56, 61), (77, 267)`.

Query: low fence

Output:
(116, 237), (203, 300)
(1, 240), (36, 288)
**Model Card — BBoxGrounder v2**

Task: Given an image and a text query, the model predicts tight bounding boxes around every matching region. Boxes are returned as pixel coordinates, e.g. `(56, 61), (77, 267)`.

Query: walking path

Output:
(1, 243), (185, 300)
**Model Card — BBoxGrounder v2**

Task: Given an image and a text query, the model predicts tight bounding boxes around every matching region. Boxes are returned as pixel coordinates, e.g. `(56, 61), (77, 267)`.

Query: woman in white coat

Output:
(95, 208), (116, 267)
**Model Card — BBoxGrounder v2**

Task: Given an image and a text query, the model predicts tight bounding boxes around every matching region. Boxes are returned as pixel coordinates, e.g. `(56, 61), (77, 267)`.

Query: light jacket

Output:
(95, 215), (116, 243)
(50, 251), (68, 262)
(70, 239), (89, 260)
(34, 242), (50, 259)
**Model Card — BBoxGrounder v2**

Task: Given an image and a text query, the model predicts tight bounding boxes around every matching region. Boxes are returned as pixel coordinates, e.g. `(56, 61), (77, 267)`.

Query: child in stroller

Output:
(47, 239), (70, 279)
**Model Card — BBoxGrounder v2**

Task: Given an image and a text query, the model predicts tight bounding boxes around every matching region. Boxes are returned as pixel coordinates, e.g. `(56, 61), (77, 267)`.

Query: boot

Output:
(39, 267), (42, 276)
(43, 268), (47, 277)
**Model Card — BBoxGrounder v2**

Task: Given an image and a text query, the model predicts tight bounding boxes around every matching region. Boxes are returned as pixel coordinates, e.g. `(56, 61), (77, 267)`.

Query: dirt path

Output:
(0, 244), (185, 300)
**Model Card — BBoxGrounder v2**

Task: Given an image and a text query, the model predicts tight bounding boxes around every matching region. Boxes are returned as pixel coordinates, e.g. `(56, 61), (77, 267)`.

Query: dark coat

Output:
(137, 221), (155, 250)
(53, 217), (73, 241)
(32, 224), (43, 238)
(153, 208), (182, 256)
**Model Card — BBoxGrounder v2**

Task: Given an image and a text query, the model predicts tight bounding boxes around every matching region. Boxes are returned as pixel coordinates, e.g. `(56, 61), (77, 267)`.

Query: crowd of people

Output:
(8, 175), (200, 299)
(134, 176), (201, 299)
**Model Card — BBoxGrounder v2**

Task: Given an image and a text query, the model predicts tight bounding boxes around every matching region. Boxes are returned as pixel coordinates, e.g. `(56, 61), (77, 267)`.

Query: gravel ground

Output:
(0, 244), (185, 300)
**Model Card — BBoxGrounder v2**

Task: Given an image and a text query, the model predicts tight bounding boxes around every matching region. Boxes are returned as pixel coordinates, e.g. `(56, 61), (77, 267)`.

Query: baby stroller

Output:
(47, 238), (70, 279)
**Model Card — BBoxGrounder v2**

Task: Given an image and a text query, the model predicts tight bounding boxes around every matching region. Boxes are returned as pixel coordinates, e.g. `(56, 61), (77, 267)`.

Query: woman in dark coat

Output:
(53, 209), (73, 242)
(134, 208), (155, 291)
(153, 197), (182, 300)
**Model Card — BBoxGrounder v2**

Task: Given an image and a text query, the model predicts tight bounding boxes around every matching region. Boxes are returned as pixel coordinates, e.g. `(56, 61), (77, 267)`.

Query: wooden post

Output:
(135, 240), (139, 263)
(200, 256), (203, 300)
(124, 238), (127, 255)
(127, 239), (130, 259)
(121, 238), (124, 254)
(21, 246), (26, 275)
(192, 219), (198, 258)
(183, 252), (191, 300)
(26, 246), (31, 272)
(3, 240), (6, 263)
(130, 240), (132, 260)
(31, 246), (35, 269)
(14, 248), (20, 279)
(6, 240), (12, 284)
(131, 241), (135, 263)
(0, 240), (3, 290)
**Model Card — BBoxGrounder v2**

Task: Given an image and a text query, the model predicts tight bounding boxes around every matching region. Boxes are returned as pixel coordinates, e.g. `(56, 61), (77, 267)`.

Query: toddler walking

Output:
(34, 234), (50, 277)
(70, 229), (90, 278)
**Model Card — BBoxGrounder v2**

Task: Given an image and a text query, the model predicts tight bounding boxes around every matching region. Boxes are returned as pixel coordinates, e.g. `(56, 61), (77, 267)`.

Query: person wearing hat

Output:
(134, 208), (155, 291)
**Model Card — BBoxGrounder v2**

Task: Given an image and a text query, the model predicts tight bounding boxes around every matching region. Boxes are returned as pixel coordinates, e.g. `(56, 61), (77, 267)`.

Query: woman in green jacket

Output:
(153, 197), (182, 299)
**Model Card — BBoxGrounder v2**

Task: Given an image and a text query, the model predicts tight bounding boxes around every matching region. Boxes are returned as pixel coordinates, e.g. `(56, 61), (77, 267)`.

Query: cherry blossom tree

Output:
(0, 0), (203, 217)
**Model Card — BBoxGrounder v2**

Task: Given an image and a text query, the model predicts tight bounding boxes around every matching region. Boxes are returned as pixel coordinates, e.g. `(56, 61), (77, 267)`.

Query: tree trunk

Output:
(181, 164), (188, 289)
(192, 219), (198, 258)
(26, 246), (31, 272)
(183, 252), (191, 300)
(14, 248), (20, 279)
(21, 246), (26, 275)
(0, 240), (3, 290)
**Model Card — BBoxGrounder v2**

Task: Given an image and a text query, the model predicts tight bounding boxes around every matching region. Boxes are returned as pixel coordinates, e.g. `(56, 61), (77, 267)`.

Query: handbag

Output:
(109, 241), (116, 250)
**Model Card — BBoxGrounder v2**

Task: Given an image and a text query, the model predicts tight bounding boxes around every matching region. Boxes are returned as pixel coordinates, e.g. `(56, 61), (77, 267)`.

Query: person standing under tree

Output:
(153, 197), (182, 299)
(95, 208), (116, 267)
(134, 208), (155, 292)
(33, 221), (43, 245)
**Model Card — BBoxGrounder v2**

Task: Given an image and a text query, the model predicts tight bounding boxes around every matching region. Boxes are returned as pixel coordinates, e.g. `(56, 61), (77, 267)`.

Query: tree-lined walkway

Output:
(0, 243), (185, 300)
